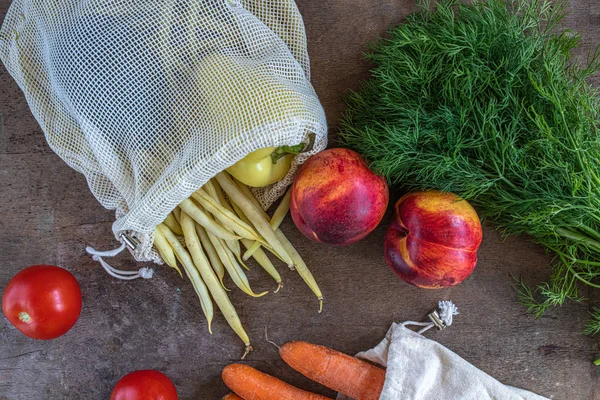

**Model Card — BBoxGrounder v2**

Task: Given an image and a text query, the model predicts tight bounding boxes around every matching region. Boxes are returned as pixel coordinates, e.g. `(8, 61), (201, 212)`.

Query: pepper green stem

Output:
(270, 133), (316, 164)
(595, 358), (600, 366)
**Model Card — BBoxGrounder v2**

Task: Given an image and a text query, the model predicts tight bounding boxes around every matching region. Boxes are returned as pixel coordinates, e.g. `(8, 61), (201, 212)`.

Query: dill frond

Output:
(584, 308), (600, 335)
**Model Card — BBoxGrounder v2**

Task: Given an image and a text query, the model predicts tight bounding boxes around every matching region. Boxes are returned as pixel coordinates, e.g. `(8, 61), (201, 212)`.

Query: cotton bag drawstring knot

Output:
(401, 300), (459, 334)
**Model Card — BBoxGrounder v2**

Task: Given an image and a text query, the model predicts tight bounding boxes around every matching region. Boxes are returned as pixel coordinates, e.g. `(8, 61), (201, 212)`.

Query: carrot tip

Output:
(241, 345), (253, 360)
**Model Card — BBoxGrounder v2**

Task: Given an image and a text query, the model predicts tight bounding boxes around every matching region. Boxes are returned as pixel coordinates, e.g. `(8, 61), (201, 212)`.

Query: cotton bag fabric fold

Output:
(338, 322), (548, 400)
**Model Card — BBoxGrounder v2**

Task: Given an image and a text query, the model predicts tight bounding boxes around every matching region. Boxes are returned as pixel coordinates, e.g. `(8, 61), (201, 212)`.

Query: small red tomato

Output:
(2, 265), (82, 340)
(110, 370), (178, 400)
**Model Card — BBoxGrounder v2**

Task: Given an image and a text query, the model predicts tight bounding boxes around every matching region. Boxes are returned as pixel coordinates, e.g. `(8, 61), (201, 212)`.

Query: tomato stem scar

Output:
(18, 312), (31, 323)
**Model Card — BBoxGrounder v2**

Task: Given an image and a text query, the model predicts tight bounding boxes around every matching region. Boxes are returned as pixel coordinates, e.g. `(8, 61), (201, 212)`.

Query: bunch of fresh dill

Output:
(339, 0), (600, 332)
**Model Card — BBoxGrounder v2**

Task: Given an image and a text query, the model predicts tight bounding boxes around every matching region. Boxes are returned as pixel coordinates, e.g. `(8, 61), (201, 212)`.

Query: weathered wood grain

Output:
(1, 0), (600, 399)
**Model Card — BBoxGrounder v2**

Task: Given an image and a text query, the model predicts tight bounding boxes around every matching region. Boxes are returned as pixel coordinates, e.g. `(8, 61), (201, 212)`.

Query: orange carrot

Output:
(222, 364), (332, 400)
(280, 341), (385, 400)
(222, 394), (244, 400)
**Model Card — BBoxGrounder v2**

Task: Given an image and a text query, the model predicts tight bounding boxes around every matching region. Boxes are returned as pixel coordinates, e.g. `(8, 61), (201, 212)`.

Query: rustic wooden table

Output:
(1, 1), (599, 399)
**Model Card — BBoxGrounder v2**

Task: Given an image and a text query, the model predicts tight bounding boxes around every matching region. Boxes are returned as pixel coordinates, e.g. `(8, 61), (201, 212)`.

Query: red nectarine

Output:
(290, 148), (389, 246)
(384, 191), (482, 288)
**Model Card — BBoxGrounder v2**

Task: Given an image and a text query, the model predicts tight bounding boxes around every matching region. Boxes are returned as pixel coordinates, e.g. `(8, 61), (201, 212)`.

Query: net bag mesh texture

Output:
(0, 0), (327, 263)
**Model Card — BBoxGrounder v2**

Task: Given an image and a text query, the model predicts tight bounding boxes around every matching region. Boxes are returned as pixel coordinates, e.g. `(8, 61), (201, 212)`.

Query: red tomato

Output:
(2, 265), (82, 340)
(110, 370), (178, 400)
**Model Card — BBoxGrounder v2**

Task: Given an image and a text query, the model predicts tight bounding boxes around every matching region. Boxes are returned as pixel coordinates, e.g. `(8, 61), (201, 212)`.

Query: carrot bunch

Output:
(222, 341), (386, 400)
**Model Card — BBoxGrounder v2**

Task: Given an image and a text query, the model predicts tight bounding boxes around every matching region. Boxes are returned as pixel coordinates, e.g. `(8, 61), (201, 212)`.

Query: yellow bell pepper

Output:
(227, 146), (296, 188)
(195, 54), (316, 187)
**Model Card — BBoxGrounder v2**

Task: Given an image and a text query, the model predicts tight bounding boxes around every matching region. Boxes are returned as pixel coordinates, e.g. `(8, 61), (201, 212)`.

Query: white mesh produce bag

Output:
(0, 0), (327, 263)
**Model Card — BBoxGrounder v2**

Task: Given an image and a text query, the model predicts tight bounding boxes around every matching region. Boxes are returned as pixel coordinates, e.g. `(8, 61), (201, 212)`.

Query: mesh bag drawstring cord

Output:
(86, 243), (154, 280)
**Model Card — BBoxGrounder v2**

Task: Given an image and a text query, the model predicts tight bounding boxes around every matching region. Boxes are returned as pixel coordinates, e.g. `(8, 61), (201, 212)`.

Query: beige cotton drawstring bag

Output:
(338, 302), (549, 400)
